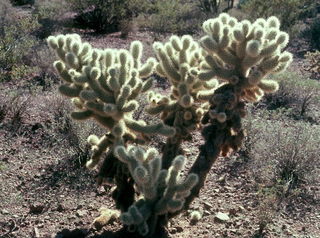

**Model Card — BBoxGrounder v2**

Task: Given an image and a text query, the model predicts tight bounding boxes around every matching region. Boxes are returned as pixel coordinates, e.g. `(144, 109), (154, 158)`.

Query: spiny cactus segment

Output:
(199, 13), (293, 102)
(47, 34), (175, 169)
(148, 35), (219, 139)
(114, 145), (198, 236)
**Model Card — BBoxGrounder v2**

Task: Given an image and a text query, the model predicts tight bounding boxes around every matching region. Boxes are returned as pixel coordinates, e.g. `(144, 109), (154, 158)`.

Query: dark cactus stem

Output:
(97, 150), (135, 212)
(171, 84), (247, 217)
(161, 136), (184, 169)
(112, 173), (135, 212)
(183, 124), (226, 209)
(147, 214), (169, 238)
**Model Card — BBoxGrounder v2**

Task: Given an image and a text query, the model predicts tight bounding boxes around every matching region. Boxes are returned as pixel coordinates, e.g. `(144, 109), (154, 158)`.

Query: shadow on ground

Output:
(53, 227), (170, 238)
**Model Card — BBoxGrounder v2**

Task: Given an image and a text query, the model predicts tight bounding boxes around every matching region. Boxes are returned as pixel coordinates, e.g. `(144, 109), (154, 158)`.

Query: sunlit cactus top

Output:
(47, 34), (175, 168)
(199, 13), (293, 102)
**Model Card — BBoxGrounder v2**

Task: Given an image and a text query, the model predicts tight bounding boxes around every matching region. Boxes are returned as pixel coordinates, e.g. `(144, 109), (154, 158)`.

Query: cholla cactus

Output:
(114, 145), (198, 236)
(46, 13), (293, 238)
(199, 13), (293, 101)
(149, 36), (218, 137)
(185, 13), (293, 210)
(197, 13), (292, 156)
(148, 35), (220, 168)
(47, 34), (175, 169)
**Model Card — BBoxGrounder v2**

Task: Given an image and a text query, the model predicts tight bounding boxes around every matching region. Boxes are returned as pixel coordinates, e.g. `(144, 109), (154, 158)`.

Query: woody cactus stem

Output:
(97, 150), (134, 211)
(181, 13), (293, 211)
(184, 84), (245, 209)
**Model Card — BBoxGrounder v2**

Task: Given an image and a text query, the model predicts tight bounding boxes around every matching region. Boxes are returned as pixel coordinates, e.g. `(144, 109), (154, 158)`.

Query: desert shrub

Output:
(10, 0), (34, 5)
(37, 93), (103, 164)
(255, 191), (277, 236)
(304, 50), (320, 80)
(28, 44), (59, 90)
(308, 18), (320, 50)
(240, 0), (316, 37)
(261, 72), (320, 120)
(0, 0), (39, 81)
(33, 0), (69, 39)
(0, 91), (30, 134)
(137, 0), (201, 35)
(246, 116), (320, 192)
(198, 0), (235, 16)
(69, 0), (136, 33)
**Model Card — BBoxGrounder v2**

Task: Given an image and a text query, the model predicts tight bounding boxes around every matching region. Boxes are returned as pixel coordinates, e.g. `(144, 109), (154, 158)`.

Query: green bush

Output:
(198, 0), (235, 16)
(137, 0), (201, 35)
(10, 0), (34, 5)
(69, 0), (135, 33)
(308, 17), (320, 50)
(240, 0), (316, 37)
(0, 0), (39, 81)
(33, 0), (69, 39)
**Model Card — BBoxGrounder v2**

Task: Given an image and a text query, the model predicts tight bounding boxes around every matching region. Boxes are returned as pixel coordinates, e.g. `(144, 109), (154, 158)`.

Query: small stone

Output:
(92, 208), (120, 230)
(29, 203), (45, 214)
(224, 186), (233, 191)
(203, 201), (213, 209)
(2, 209), (9, 215)
(56, 204), (64, 212)
(170, 227), (177, 234)
(229, 208), (237, 216)
(97, 186), (107, 196)
(184, 148), (192, 155)
(203, 210), (211, 216)
(34, 227), (40, 238)
(217, 175), (226, 183)
(2, 157), (9, 162)
(175, 226), (183, 233)
(214, 212), (230, 223)
(76, 210), (87, 217)
(238, 205), (245, 212)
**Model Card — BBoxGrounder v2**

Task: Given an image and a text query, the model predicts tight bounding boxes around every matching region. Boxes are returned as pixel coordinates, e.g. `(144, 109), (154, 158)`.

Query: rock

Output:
(29, 203), (45, 214)
(217, 175), (226, 183)
(203, 201), (213, 209)
(170, 227), (177, 234)
(203, 210), (211, 216)
(56, 204), (64, 212)
(96, 186), (107, 196)
(76, 210), (87, 217)
(229, 208), (237, 216)
(92, 208), (120, 230)
(238, 205), (245, 212)
(2, 157), (9, 162)
(2, 209), (9, 215)
(214, 212), (230, 223)
(224, 186), (233, 191)
(175, 226), (183, 233)
(33, 227), (40, 238)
